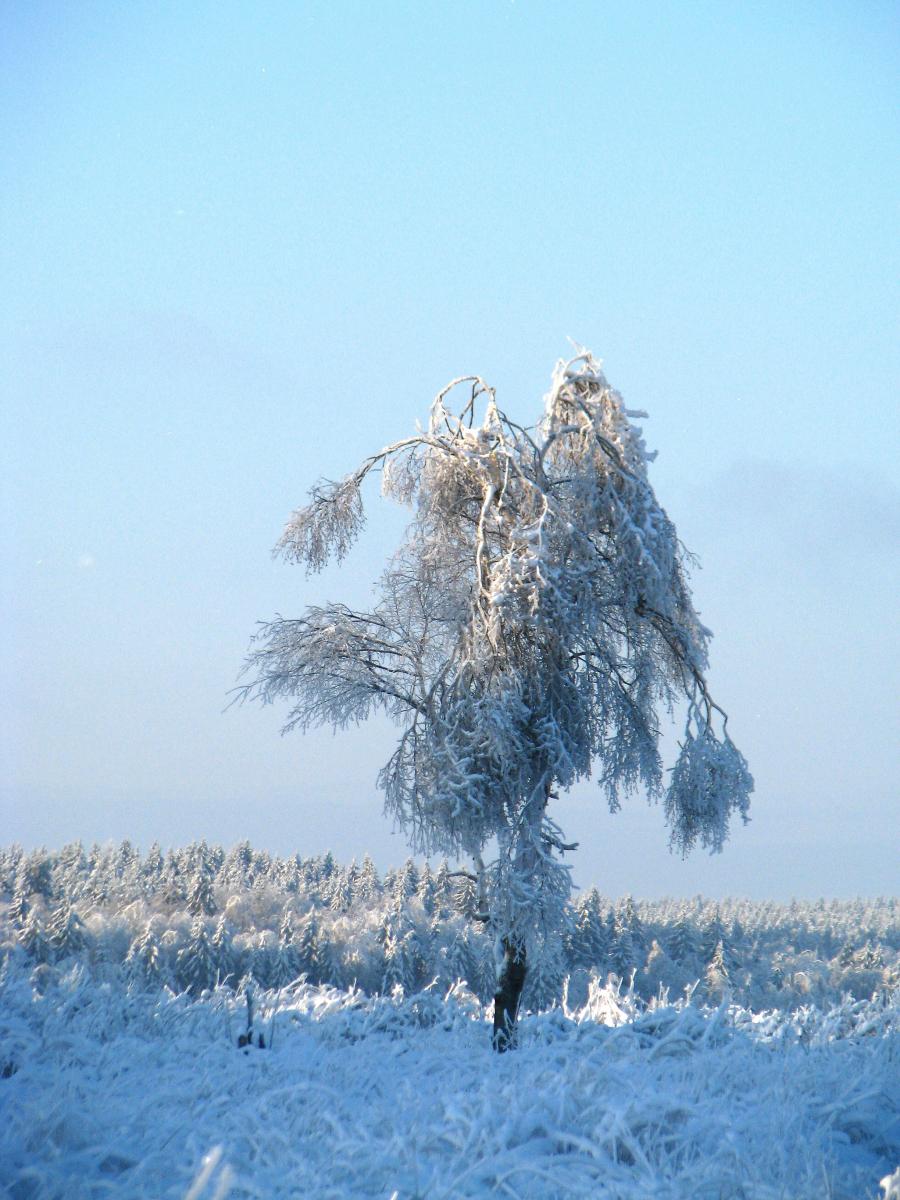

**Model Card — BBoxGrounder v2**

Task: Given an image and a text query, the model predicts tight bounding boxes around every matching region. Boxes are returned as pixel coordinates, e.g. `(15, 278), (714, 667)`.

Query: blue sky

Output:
(2, 1), (897, 897)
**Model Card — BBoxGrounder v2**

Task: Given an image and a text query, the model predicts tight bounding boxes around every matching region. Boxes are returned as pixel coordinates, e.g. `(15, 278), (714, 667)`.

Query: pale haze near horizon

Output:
(2, 1), (898, 900)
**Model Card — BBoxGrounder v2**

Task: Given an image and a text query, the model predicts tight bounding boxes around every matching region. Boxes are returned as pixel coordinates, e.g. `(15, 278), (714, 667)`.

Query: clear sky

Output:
(2, 1), (898, 899)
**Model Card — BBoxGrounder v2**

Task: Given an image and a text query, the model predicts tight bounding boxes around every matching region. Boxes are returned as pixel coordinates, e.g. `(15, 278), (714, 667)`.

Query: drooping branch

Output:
(235, 605), (424, 733)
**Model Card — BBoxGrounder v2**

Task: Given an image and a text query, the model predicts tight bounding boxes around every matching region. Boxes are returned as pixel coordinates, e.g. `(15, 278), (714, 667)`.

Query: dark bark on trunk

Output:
(492, 939), (527, 1052)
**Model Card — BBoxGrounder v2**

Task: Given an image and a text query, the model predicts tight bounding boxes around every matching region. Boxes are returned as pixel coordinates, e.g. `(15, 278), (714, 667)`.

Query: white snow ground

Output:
(1, 963), (897, 1200)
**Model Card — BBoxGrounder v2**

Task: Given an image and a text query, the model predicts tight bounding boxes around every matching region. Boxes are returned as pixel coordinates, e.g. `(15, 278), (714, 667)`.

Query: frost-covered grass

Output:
(1, 960), (898, 1200)
(2, 845), (898, 1196)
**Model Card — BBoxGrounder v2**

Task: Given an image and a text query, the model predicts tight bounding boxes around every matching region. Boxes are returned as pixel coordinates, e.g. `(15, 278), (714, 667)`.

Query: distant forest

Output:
(2, 841), (897, 1013)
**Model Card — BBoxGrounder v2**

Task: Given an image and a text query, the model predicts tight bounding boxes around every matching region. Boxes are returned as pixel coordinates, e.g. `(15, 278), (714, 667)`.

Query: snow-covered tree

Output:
(176, 918), (217, 996)
(522, 934), (564, 1012)
(246, 932), (275, 989)
(432, 861), (453, 917)
(47, 902), (87, 961)
(296, 913), (322, 984)
(641, 938), (677, 998)
(568, 890), (608, 970)
(382, 927), (414, 994)
(240, 351), (752, 1048)
(210, 915), (236, 986)
(21, 850), (53, 900)
(609, 915), (639, 980)
(705, 939), (731, 1000)
(125, 920), (166, 988)
(415, 862), (436, 915)
(318, 928), (345, 990)
(669, 908), (701, 967)
(617, 895), (647, 957)
(393, 859), (419, 906)
(328, 867), (354, 914)
(223, 841), (255, 889)
(437, 925), (475, 994)
(701, 906), (728, 962)
(8, 881), (29, 928)
(141, 842), (165, 888)
(19, 910), (52, 964)
(269, 915), (300, 990)
(356, 854), (382, 906)
(187, 867), (218, 918)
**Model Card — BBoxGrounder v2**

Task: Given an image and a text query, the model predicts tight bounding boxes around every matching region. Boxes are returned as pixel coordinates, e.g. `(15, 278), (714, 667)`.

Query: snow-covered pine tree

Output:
(56, 842), (87, 898)
(702, 906), (728, 962)
(382, 928), (413, 995)
(240, 351), (752, 1049)
(21, 850), (53, 900)
(210, 915), (236, 986)
(318, 927), (345, 990)
(140, 842), (165, 896)
(705, 938), (730, 1000)
(609, 915), (638, 980)
(432, 861), (453, 918)
(320, 852), (337, 882)
(731, 916), (745, 950)
(251, 848), (273, 886)
(641, 938), (675, 998)
(19, 910), (52, 964)
(0, 845), (22, 895)
(603, 908), (617, 948)
(328, 867), (354, 914)
(618, 895), (647, 957)
(223, 841), (255, 888)
(8, 880), (29, 928)
(275, 856), (302, 895)
(668, 907), (701, 968)
(452, 874), (478, 921)
(113, 840), (140, 891)
(568, 890), (608, 970)
(522, 936), (563, 1012)
(356, 854), (382, 906)
(269, 914), (300, 990)
(344, 859), (360, 903)
(246, 932), (275, 990)
(187, 866), (218, 917)
(438, 927), (475, 993)
(47, 902), (87, 961)
(125, 920), (166, 988)
(161, 850), (186, 907)
(392, 859), (419, 908)
(415, 862), (436, 915)
(176, 918), (217, 996)
(296, 913), (321, 984)
(858, 941), (884, 970)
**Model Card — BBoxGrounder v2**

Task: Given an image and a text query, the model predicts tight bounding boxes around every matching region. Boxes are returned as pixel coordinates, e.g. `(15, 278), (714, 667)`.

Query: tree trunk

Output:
(492, 939), (527, 1052)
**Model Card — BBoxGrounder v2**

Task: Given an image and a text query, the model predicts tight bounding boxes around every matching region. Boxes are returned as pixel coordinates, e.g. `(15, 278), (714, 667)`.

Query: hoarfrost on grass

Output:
(1, 959), (898, 1200)
(2, 844), (898, 1197)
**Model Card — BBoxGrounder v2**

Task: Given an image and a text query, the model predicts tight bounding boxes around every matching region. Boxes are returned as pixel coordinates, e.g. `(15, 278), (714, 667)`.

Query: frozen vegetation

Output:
(240, 353), (755, 1046)
(1, 841), (898, 1198)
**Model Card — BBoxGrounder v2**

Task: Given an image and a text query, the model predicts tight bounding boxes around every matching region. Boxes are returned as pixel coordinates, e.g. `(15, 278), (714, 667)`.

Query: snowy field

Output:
(1, 964), (898, 1199)
(1, 843), (898, 1198)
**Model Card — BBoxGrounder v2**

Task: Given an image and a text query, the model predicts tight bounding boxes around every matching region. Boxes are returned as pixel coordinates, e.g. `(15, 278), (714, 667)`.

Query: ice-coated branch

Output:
(275, 474), (366, 573)
(236, 605), (424, 733)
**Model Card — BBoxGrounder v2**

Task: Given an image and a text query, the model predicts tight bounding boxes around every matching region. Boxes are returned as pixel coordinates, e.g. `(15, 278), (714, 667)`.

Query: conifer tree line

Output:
(2, 842), (896, 1011)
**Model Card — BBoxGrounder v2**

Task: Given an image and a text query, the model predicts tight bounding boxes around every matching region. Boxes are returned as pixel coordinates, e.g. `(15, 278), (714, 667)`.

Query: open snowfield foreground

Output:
(2, 962), (898, 1200)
